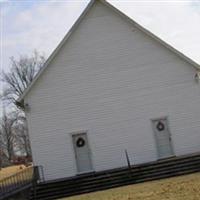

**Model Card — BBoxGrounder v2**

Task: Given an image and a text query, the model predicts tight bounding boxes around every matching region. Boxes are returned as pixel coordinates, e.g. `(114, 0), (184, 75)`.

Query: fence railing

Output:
(0, 165), (43, 200)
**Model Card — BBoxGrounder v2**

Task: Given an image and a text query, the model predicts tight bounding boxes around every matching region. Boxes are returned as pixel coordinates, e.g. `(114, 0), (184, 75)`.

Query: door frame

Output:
(70, 131), (94, 174)
(151, 116), (175, 159)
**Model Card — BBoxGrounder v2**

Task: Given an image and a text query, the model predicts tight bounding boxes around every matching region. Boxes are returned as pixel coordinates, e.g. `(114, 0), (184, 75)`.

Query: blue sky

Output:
(1, 0), (200, 74)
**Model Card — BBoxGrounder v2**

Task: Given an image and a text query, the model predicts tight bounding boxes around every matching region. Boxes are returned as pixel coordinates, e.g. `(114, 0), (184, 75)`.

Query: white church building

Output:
(18, 0), (200, 181)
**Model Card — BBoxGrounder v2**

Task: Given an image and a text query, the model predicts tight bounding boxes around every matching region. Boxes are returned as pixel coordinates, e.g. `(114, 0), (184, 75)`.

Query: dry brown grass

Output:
(0, 165), (33, 187)
(0, 165), (27, 180)
(59, 173), (200, 200)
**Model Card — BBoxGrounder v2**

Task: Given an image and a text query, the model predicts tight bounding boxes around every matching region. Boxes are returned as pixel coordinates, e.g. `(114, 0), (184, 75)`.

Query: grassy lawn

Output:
(0, 165), (33, 188)
(0, 165), (27, 180)
(59, 172), (200, 200)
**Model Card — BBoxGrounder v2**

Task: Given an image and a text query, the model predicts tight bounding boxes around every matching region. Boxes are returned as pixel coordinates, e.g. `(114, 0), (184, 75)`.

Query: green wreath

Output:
(76, 138), (85, 147)
(156, 121), (165, 131)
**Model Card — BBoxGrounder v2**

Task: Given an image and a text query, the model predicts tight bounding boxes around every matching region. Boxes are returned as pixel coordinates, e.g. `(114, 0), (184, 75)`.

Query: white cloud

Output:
(2, 0), (200, 73)
(2, 1), (89, 71)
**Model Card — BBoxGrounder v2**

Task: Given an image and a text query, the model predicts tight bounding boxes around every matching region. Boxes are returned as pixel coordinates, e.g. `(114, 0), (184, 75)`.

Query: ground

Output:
(0, 165), (27, 180)
(59, 173), (200, 200)
(0, 164), (33, 188)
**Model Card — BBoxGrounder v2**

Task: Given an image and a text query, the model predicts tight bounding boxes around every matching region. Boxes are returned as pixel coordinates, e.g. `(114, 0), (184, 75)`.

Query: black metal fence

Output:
(0, 165), (44, 200)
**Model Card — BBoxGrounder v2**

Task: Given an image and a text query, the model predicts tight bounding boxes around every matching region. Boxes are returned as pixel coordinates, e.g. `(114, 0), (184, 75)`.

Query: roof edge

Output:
(18, 0), (200, 103)
(18, 0), (96, 102)
(100, 0), (200, 70)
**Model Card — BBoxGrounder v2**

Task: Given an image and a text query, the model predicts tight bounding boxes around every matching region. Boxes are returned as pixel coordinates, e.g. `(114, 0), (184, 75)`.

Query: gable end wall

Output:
(25, 2), (200, 180)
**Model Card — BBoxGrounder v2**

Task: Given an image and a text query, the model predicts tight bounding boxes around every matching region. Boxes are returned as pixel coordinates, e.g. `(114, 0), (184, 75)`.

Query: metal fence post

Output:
(32, 166), (40, 200)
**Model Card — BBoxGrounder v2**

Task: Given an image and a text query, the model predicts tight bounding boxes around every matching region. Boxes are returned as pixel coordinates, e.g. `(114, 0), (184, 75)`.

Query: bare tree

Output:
(0, 109), (32, 166)
(0, 110), (17, 162)
(1, 50), (45, 105)
(12, 113), (31, 157)
(1, 50), (45, 163)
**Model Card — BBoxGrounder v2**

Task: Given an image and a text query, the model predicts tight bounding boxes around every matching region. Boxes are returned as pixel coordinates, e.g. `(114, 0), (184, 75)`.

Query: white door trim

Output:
(71, 131), (94, 174)
(151, 116), (175, 159)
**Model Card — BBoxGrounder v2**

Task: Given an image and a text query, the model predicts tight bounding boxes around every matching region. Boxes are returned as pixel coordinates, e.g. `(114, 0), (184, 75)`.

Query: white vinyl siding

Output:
(25, 1), (200, 181)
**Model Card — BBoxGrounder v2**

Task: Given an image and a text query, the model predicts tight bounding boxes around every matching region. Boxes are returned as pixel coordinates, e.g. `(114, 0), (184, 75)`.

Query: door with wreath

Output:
(72, 133), (93, 173)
